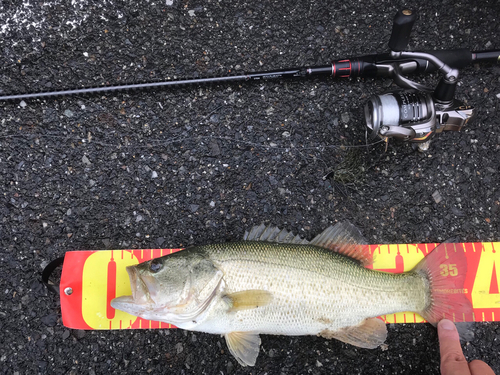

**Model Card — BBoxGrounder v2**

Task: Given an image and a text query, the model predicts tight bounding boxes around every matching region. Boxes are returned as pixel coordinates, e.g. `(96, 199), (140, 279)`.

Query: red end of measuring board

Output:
(59, 243), (500, 330)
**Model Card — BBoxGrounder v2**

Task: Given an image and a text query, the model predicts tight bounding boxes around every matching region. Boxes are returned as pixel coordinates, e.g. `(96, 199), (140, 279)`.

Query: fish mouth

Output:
(127, 266), (150, 303)
(110, 265), (152, 313)
(110, 295), (136, 311)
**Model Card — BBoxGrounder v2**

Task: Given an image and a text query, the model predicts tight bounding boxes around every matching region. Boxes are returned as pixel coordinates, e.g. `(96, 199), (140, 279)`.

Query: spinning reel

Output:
(363, 10), (475, 151)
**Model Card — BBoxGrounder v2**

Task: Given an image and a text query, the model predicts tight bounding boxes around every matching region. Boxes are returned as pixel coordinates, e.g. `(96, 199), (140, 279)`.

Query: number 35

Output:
(440, 263), (458, 277)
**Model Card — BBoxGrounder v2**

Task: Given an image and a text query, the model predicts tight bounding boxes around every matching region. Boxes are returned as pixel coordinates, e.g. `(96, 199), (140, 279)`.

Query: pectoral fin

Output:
(319, 317), (387, 349)
(224, 290), (273, 312)
(224, 331), (261, 367)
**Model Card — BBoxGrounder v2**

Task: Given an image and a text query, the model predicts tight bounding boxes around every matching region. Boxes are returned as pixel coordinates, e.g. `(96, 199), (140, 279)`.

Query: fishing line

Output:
(0, 132), (385, 152)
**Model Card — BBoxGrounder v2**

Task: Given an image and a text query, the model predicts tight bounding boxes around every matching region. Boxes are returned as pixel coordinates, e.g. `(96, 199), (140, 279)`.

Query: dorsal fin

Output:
(310, 221), (373, 266)
(243, 224), (309, 245)
(243, 222), (372, 266)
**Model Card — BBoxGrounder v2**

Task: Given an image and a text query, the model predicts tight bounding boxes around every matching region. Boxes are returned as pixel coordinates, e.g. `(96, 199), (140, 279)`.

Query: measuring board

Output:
(58, 243), (500, 330)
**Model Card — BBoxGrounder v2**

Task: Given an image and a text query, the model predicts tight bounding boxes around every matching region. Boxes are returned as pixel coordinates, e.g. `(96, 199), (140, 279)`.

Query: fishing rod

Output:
(1, 9), (499, 150)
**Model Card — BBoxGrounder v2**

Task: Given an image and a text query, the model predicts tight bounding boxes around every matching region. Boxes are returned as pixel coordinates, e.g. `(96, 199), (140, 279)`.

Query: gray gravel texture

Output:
(1, 0), (499, 374)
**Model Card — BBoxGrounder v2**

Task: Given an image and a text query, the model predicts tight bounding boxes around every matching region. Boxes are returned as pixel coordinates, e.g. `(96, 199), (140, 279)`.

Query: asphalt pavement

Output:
(1, 0), (499, 374)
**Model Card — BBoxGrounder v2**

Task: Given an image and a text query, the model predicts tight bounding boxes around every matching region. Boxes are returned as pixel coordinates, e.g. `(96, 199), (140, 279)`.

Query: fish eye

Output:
(150, 258), (163, 273)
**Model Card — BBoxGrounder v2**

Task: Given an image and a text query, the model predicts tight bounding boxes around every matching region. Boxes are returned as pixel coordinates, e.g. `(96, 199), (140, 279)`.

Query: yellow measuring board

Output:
(59, 243), (500, 330)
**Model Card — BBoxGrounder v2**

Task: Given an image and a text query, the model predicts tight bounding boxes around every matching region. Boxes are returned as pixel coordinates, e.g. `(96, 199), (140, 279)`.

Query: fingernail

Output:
(439, 319), (456, 331)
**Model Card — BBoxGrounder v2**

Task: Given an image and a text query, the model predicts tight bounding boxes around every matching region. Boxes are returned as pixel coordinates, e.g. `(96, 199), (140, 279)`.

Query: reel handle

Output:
(389, 9), (417, 52)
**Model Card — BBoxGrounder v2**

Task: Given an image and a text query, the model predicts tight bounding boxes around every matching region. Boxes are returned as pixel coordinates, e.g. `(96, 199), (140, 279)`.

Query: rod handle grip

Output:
(389, 9), (417, 52)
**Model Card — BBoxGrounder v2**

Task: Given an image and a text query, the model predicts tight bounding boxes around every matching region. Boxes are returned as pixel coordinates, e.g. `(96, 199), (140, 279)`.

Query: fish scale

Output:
(192, 241), (427, 335)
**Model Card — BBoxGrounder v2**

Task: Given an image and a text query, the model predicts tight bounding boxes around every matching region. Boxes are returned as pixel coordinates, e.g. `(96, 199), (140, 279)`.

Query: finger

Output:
(438, 319), (471, 375)
(468, 360), (496, 375)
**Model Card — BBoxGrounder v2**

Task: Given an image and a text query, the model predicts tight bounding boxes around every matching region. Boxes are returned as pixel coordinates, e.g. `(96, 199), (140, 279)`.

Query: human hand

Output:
(438, 319), (495, 375)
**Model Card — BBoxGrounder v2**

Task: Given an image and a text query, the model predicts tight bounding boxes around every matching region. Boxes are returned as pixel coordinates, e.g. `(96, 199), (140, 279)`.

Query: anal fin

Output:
(319, 317), (387, 349)
(224, 332), (261, 367)
(224, 290), (273, 312)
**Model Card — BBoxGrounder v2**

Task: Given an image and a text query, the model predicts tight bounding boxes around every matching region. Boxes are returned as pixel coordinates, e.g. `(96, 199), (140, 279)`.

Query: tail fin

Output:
(415, 243), (472, 324)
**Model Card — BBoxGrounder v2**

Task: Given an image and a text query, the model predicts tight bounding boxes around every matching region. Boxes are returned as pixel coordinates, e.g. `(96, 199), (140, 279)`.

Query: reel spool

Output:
(365, 90), (474, 150)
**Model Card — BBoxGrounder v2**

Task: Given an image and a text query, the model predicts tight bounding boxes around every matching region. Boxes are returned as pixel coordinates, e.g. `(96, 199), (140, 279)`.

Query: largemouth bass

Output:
(111, 222), (470, 366)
